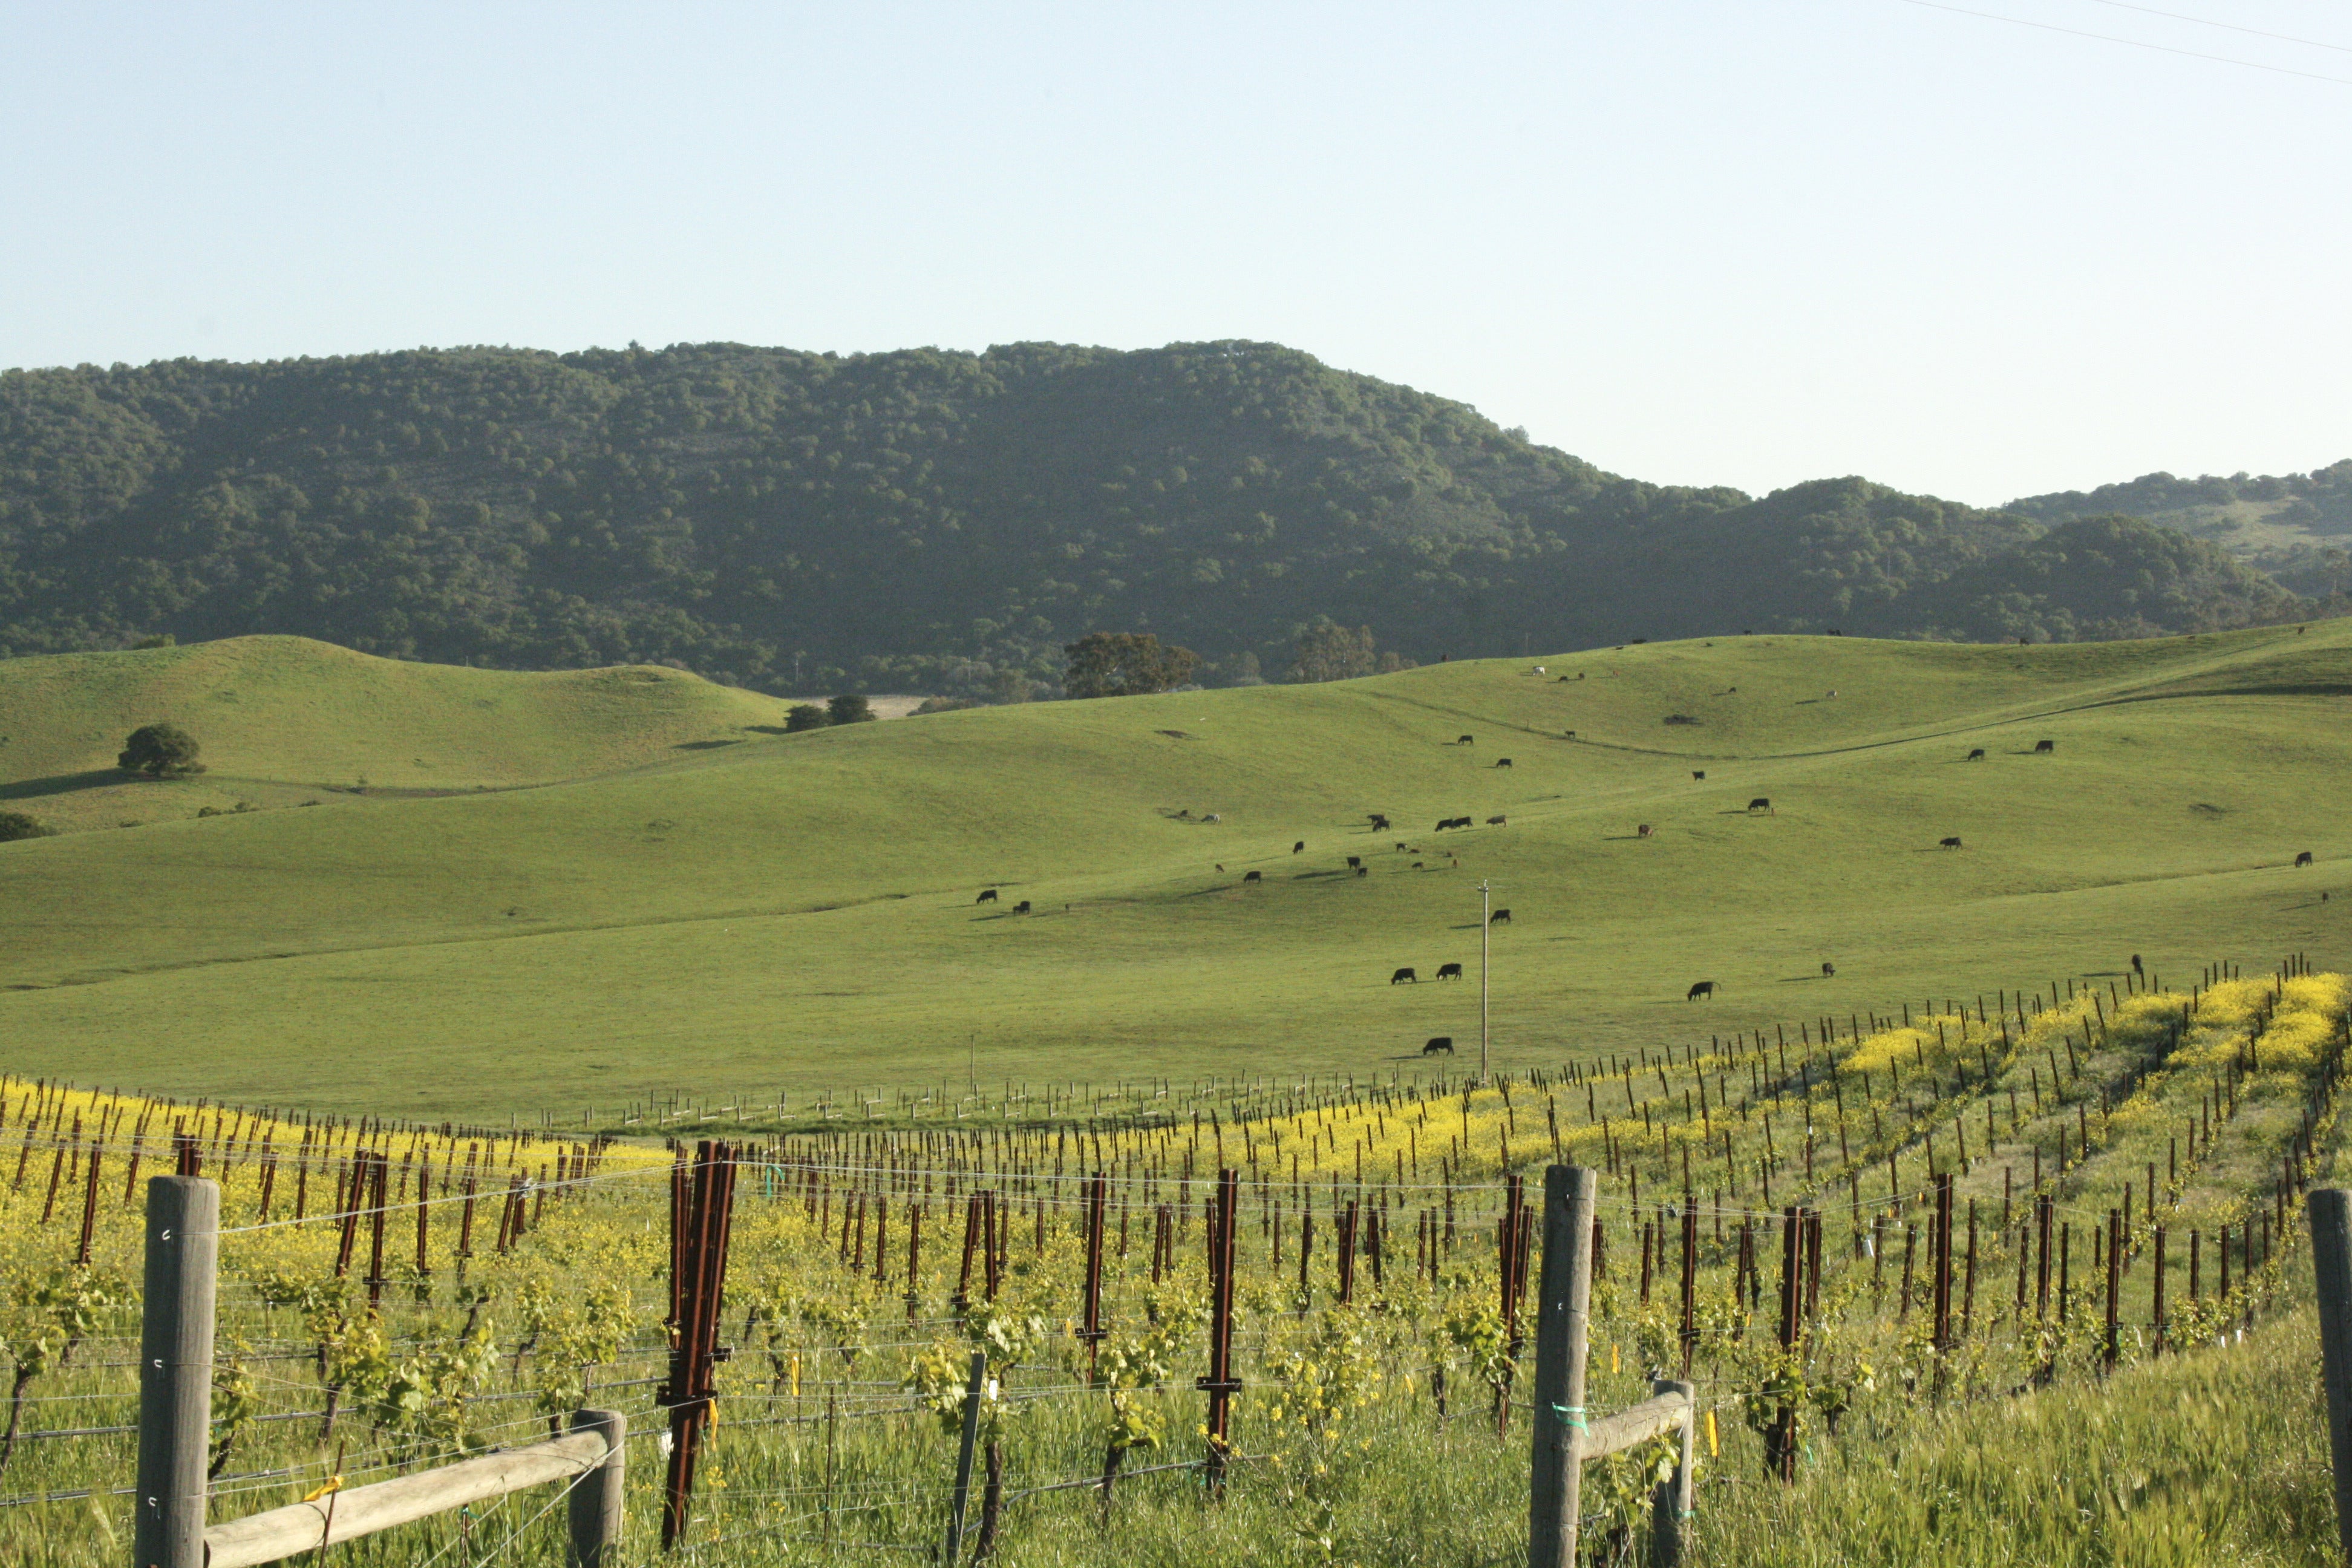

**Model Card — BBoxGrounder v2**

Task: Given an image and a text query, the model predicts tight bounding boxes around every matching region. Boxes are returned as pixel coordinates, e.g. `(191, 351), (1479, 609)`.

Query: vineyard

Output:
(2, 957), (2348, 1565)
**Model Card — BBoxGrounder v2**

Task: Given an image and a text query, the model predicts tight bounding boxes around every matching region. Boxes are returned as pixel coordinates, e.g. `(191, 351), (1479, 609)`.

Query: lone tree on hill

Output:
(0, 811), (54, 843)
(1062, 632), (1198, 699)
(828, 694), (876, 725)
(117, 723), (204, 778)
(784, 704), (830, 733)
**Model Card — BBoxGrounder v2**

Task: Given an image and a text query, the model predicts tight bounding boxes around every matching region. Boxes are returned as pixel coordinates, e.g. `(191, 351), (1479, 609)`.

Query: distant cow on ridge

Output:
(1487, 815), (1506, 826)
(2297, 851), (2316, 867)
(1012, 900), (1032, 913)
(2034, 740), (2056, 754)
(1967, 748), (1985, 760)
(1436, 962), (1464, 980)
(1422, 1036), (1455, 1055)
(1687, 981), (1716, 1001)
(1939, 837), (1963, 849)
(1368, 813), (1390, 832)
(1495, 758), (1514, 768)
(1821, 961), (1837, 978)
(1748, 798), (1773, 814)
(1490, 908), (1512, 924)
(1457, 735), (1475, 745)
(1391, 967), (1417, 984)
(975, 889), (998, 904)
(1243, 870), (1262, 883)
(1293, 841), (1305, 854)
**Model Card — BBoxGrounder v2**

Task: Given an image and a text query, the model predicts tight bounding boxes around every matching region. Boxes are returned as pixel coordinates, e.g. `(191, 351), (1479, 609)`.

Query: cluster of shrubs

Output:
(0, 810), (54, 843)
(785, 694), (877, 732)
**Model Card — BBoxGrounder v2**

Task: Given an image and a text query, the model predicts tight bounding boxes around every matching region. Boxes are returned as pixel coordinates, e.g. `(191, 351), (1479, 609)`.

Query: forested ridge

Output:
(0, 341), (2325, 694)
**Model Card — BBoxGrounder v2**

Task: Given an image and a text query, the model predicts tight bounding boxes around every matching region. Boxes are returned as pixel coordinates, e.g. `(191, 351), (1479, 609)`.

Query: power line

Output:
(2082, 0), (2352, 57)
(1896, 0), (2352, 86)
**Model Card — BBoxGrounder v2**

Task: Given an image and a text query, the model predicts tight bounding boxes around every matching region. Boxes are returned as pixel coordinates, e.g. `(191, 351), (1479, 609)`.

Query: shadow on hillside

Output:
(742, 725), (791, 736)
(0, 770), (135, 801)
(673, 739), (742, 751)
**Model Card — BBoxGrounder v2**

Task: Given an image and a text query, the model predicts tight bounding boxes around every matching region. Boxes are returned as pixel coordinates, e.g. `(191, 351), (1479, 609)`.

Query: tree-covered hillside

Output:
(2010, 462), (2352, 601)
(0, 342), (2325, 694)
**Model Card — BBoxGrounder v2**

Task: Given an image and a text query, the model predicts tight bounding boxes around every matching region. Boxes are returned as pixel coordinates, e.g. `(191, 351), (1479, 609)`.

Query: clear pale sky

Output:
(3, 1), (2344, 505)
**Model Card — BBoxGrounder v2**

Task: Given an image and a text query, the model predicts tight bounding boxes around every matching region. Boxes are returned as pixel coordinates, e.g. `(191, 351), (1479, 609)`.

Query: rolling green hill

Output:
(0, 634), (794, 833)
(0, 624), (2344, 1117)
(0, 344), (2320, 695)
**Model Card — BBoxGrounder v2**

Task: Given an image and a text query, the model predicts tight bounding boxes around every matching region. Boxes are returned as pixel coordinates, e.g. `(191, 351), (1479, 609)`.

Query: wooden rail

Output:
(204, 1420), (624, 1568)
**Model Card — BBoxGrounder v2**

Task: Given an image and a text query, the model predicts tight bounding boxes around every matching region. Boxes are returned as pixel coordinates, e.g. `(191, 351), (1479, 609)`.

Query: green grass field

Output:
(1, 624), (2346, 1118)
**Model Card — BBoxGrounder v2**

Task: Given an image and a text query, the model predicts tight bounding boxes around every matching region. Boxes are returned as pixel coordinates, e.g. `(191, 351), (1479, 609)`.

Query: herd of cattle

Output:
(964, 728), (2324, 1047)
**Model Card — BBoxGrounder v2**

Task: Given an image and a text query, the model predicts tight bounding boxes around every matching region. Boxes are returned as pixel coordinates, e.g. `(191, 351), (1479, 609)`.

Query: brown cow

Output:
(1638, 824), (1654, 838)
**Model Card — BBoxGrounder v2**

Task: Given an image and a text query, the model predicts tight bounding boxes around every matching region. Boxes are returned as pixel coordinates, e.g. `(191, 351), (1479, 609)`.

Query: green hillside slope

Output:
(0, 625), (2344, 1117)
(0, 634), (792, 832)
(0, 345), (2316, 694)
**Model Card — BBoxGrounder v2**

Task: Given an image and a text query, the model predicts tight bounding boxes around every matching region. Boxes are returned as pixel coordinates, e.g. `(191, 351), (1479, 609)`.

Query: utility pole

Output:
(1479, 880), (1492, 1085)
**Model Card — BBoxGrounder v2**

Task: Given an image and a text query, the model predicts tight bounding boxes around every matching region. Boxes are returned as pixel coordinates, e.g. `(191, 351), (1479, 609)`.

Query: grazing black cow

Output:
(1939, 837), (1963, 849)
(1564, 730), (1576, 739)
(1012, 900), (1032, 913)
(1293, 841), (1305, 854)
(2034, 740), (2055, 754)
(2132, 953), (2144, 976)
(1638, 824), (1653, 837)
(1368, 814), (1391, 832)
(1434, 818), (1451, 832)
(1967, 748), (1985, 760)
(1686, 981), (1716, 1001)
(1436, 962), (1464, 980)
(1391, 967), (1418, 984)
(2296, 851), (2316, 867)
(1692, 771), (1705, 781)
(1412, 861), (1425, 869)
(1347, 855), (1364, 868)
(1355, 866), (1369, 877)
(1457, 817), (1475, 829)
(1490, 907), (1512, 924)
(1821, 961), (1836, 977)
(1396, 841), (1410, 850)
(1748, 798), (1773, 814)
(1423, 1036), (1455, 1055)
(1486, 815), (1506, 826)
(975, 889), (999, 904)
(1457, 734), (1475, 745)
(1243, 870), (1262, 883)
(1495, 758), (1514, 768)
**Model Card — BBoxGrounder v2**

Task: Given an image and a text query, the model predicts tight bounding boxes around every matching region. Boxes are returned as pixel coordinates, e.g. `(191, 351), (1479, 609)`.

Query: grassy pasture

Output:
(0, 624), (2346, 1117)
(0, 635), (794, 834)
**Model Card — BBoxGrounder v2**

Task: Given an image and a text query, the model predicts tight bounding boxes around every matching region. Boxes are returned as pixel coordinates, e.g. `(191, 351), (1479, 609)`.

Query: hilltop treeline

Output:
(0, 342), (2322, 694)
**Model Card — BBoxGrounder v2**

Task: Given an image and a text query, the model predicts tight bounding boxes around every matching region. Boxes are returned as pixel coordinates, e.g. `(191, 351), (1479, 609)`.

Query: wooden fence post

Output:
(2307, 1189), (2352, 1564)
(135, 1174), (218, 1568)
(566, 1409), (626, 1568)
(1648, 1378), (1695, 1567)
(943, 1351), (987, 1567)
(1528, 1164), (1598, 1568)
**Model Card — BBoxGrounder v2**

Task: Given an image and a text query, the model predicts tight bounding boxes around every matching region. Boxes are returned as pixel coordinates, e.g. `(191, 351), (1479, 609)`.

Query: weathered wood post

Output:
(566, 1409), (626, 1568)
(1649, 1377), (1696, 1567)
(135, 1174), (218, 1568)
(1529, 1164), (1598, 1568)
(2307, 1189), (2352, 1563)
(942, 1351), (987, 1567)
